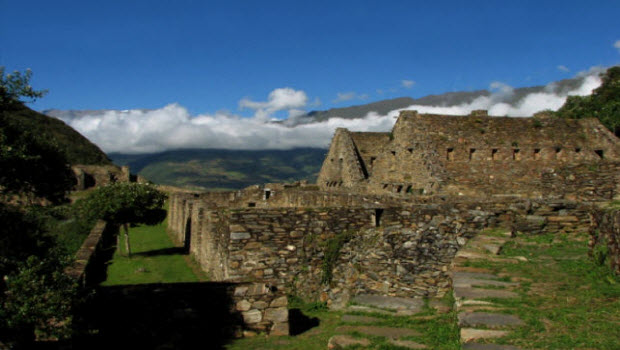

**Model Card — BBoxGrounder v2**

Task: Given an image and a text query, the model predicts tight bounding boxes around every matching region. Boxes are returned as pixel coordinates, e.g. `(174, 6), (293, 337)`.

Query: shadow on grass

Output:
(132, 246), (187, 257)
(288, 308), (320, 336)
(73, 282), (243, 350)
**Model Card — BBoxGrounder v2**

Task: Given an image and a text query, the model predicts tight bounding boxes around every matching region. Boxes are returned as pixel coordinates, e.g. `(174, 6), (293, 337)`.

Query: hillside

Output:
(109, 148), (325, 190)
(2, 103), (111, 165)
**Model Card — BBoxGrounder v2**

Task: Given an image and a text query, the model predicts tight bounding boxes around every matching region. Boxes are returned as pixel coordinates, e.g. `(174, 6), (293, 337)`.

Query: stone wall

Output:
(318, 110), (620, 200)
(72, 164), (131, 191)
(65, 220), (117, 287)
(171, 197), (591, 307)
(589, 208), (620, 275)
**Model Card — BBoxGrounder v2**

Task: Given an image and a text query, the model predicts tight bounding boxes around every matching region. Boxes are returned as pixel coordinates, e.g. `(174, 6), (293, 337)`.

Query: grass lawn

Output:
(102, 219), (207, 286)
(464, 231), (620, 349)
(226, 296), (460, 350)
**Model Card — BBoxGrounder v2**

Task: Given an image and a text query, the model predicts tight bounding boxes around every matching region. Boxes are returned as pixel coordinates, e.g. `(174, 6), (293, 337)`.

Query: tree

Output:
(0, 67), (48, 107)
(556, 66), (620, 136)
(0, 69), (77, 346)
(78, 182), (167, 257)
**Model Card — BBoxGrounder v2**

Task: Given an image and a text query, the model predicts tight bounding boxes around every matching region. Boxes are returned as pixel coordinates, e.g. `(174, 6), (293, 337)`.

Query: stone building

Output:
(166, 109), (620, 336)
(317, 110), (620, 199)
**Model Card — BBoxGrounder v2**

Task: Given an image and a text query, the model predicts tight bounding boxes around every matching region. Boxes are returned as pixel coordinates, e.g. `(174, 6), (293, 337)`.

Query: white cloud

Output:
(239, 87), (308, 121)
(614, 40), (620, 53)
(55, 68), (603, 154)
(401, 80), (415, 88)
(557, 65), (570, 72)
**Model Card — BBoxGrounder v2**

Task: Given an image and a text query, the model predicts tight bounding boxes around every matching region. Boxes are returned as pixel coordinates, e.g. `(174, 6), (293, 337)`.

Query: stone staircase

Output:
(327, 294), (448, 349)
(452, 230), (526, 350)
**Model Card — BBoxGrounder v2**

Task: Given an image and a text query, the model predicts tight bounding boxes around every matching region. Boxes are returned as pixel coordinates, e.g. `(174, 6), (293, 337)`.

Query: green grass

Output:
(102, 220), (207, 286)
(226, 295), (460, 350)
(468, 232), (620, 349)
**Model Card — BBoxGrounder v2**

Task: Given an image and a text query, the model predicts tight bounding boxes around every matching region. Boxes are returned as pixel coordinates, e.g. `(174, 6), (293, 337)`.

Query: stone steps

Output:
(451, 230), (525, 350)
(327, 294), (433, 349)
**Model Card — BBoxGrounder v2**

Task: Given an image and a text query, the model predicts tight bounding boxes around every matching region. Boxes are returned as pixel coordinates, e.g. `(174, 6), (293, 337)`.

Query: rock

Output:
(453, 287), (518, 300)
(341, 314), (381, 324)
(460, 328), (509, 342)
(241, 309), (262, 324)
(458, 312), (524, 328)
(236, 300), (251, 311)
(264, 307), (288, 323)
(270, 296), (288, 308)
(483, 244), (502, 255)
(230, 231), (251, 240)
(351, 294), (424, 313)
(327, 335), (370, 349)
(270, 322), (289, 336)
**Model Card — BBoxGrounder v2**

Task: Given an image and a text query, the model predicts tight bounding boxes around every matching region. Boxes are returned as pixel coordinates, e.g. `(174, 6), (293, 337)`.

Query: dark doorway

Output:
(373, 209), (384, 227)
(184, 218), (191, 254)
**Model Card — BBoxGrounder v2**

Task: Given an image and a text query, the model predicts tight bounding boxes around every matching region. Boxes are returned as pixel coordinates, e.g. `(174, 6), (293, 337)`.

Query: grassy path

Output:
(102, 220), (207, 286)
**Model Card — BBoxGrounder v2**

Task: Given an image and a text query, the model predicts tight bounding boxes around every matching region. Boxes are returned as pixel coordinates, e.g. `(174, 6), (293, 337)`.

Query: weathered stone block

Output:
(231, 232), (251, 240)
(242, 309), (262, 324)
(264, 307), (288, 323)
(236, 300), (251, 311)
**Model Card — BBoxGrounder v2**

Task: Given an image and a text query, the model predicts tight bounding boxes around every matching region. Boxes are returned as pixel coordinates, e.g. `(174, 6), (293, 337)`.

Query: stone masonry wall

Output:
(171, 198), (591, 307)
(589, 208), (620, 275)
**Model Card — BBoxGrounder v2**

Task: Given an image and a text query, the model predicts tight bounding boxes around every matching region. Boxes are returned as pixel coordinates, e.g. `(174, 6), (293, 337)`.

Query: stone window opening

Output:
(370, 157), (376, 167)
(491, 149), (499, 160)
(446, 148), (454, 161)
(338, 181), (343, 187)
(513, 149), (521, 161)
(330, 158), (334, 162)
(372, 209), (384, 227)
(407, 148), (413, 154)
(248, 202), (256, 207)
(264, 190), (271, 200)
(382, 184), (388, 189)
(469, 148), (476, 160)
(405, 185), (412, 194)
(534, 148), (541, 160)
(396, 185), (403, 193)
(575, 147), (581, 153)
(391, 151), (396, 156)
(595, 149), (604, 159)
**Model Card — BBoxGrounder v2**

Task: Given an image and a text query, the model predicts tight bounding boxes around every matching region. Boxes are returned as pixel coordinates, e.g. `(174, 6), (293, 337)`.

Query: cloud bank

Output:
(55, 70), (602, 154)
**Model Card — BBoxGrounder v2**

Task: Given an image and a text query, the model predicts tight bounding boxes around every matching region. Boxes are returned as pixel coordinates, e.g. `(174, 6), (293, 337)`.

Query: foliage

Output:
(321, 230), (355, 285)
(0, 203), (82, 346)
(0, 118), (76, 204)
(78, 182), (167, 226)
(0, 67), (48, 106)
(0, 253), (77, 344)
(555, 66), (620, 136)
(76, 182), (167, 256)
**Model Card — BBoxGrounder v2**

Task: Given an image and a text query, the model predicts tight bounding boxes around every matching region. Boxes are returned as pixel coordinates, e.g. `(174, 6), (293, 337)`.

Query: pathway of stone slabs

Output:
(327, 294), (443, 349)
(452, 231), (526, 350)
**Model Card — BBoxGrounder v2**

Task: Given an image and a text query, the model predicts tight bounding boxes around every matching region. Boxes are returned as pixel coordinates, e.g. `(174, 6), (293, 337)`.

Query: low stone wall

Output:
(65, 220), (117, 287)
(173, 198), (591, 307)
(589, 208), (620, 275)
(231, 282), (289, 336)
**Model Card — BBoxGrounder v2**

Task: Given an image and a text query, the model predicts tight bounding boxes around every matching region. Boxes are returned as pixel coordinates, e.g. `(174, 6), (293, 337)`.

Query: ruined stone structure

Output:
(72, 164), (132, 190)
(166, 110), (619, 336)
(318, 111), (620, 199)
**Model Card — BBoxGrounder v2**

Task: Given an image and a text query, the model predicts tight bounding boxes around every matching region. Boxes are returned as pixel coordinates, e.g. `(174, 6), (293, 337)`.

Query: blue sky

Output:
(3, 0), (619, 117)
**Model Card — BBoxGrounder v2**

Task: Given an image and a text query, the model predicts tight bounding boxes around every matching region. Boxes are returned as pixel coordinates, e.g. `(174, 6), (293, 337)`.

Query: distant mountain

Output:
(4, 103), (111, 165)
(291, 76), (586, 125)
(109, 148), (326, 191)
